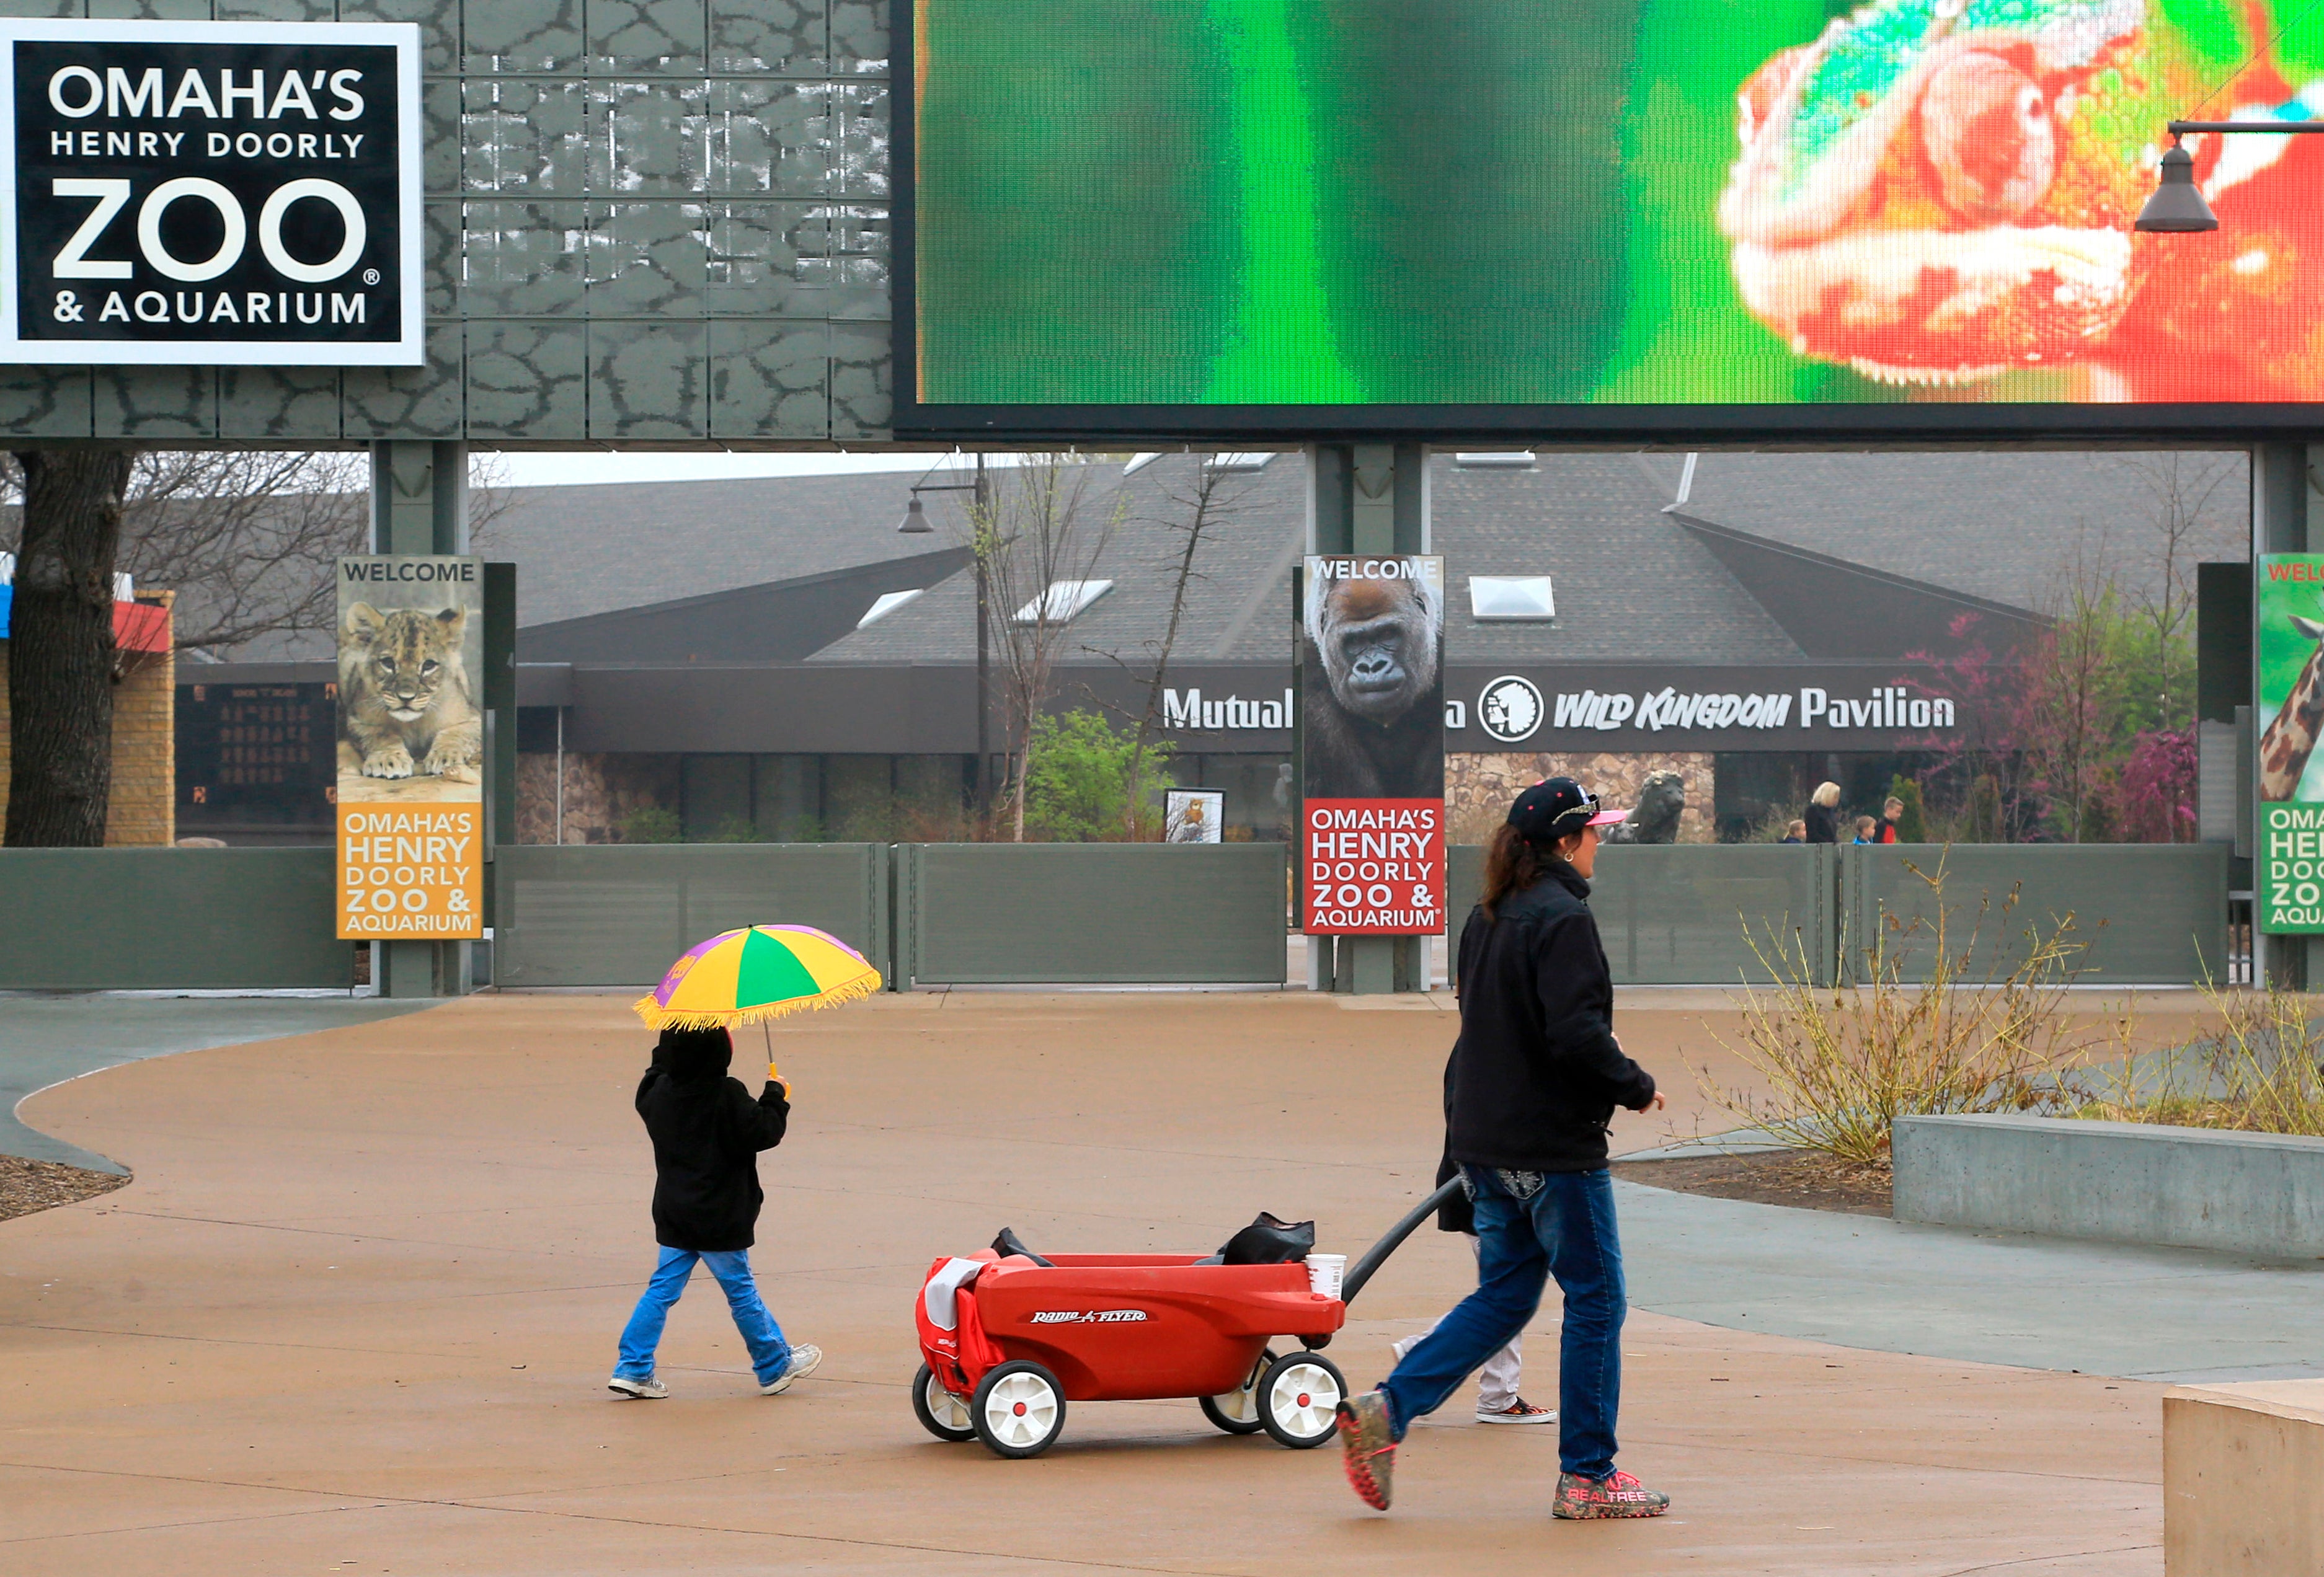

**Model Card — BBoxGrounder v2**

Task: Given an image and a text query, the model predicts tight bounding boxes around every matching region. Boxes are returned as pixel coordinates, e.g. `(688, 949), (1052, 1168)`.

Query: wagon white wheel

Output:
(1200, 1349), (1276, 1435)
(911, 1363), (975, 1442)
(1259, 1350), (1346, 1449)
(972, 1360), (1067, 1459)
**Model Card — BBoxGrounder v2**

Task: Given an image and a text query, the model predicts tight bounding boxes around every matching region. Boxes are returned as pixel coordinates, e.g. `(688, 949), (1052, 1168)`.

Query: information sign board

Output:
(1300, 555), (1445, 935)
(335, 556), (483, 942)
(0, 19), (420, 365)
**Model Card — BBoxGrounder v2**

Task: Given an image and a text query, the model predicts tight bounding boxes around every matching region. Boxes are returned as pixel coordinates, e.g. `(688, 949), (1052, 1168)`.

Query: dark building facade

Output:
(175, 449), (2245, 844)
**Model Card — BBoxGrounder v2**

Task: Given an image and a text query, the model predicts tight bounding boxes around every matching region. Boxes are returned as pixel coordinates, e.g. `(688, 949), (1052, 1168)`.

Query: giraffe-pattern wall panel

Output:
(0, 0), (892, 443)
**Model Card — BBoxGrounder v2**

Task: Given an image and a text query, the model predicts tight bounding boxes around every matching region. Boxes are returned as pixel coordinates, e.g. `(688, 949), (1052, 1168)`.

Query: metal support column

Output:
(1306, 443), (1431, 994)
(367, 440), (472, 999)
(2252, 441), (2324, 989)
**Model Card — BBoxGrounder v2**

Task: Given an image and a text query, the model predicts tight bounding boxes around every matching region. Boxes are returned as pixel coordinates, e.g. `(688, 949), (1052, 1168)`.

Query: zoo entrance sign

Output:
(0, 19), (420, 365)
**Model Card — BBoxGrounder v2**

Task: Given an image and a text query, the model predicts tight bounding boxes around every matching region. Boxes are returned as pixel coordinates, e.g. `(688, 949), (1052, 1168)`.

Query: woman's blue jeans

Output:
(1378, 1165), (1627, 1478)
(615, 1247), (793, 1386)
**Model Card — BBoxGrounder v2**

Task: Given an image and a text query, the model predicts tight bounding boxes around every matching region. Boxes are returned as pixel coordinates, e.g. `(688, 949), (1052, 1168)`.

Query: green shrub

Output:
(619, 803), (681, 844)
(1023, 709), (1175, 841)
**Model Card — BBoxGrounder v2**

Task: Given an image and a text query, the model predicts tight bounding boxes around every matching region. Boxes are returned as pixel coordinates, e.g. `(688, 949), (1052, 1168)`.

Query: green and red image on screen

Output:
(907, 0), (2324, 411)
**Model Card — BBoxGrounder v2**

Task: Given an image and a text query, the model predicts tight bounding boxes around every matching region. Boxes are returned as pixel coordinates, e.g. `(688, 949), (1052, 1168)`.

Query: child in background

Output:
(1778, 819), (1806, 844)
(608, 1025), (820, 1399)
(1853, 816), (1876, 844)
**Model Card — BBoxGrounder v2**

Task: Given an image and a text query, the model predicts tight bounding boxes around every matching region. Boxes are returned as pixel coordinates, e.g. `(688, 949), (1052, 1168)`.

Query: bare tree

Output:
(1082, 454), (1254, 837)
(3, 449), (515, 659)
(970, 454), (1124, 841)
(2120, 452), (2234, 720)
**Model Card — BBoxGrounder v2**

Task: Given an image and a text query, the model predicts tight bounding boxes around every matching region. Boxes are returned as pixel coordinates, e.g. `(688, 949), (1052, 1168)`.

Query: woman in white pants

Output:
(1392, 1222), (1554, 1423)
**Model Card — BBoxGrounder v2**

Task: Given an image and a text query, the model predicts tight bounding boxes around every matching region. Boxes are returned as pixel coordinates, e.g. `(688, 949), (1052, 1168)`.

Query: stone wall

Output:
(515, 751), (680, 844)
(1447, 751), (1714, 844)
(0, 594), (175, 846)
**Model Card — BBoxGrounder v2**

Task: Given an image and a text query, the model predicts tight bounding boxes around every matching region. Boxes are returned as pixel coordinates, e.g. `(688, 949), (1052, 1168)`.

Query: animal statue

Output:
(339, 602), (481, 780)
(2261, 614), (2324, 801)
(1600, 771), (1687, 844)
(1718, 0), (2324, 400)
(1301, 566), (1444, 799)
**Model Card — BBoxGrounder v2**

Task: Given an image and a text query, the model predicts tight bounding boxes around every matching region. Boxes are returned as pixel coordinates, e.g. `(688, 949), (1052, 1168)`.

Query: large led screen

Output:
(904, 0), (2324, 429)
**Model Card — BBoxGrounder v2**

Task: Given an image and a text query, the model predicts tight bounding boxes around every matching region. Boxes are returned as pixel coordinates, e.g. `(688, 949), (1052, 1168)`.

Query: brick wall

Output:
(0, 592), (175, 845)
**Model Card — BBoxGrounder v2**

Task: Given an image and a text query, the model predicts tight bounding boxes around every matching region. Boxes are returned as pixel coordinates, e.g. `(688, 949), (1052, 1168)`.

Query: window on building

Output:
(857, 588), (925, 628)
(1467, 575), (1556, 621)
(1014, 580), (1114, 624)
(1205, 453), (1277, 472)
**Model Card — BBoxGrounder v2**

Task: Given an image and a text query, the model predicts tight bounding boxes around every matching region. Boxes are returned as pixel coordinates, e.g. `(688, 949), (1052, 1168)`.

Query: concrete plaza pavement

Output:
(0, 994), (433, 1171)
(0, 989), (2251, 1574)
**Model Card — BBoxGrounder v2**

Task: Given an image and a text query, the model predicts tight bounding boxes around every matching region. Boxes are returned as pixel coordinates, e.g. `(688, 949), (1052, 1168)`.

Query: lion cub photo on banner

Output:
(333, 555), (486, 942)
(336, 558), (483, 803)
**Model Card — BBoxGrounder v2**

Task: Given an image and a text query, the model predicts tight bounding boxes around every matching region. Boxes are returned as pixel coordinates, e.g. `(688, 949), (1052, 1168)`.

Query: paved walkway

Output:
(0, 996), (435, 1170)
(0, 991), (2202, 1575)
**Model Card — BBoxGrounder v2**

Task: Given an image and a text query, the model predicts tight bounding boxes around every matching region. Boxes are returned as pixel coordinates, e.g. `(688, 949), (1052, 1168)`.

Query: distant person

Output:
(1803, 782), (1842, 844)
(1778, 819), (1806, 844)
(1852, 815), (1876, 844)
(1337, 777), (1669, 1522)
(1876, 797), (1905, 843)
(609, 1026), (820, 1400)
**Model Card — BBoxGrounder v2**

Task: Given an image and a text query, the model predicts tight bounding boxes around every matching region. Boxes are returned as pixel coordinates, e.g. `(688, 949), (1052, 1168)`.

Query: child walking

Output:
(609, 1025), (820, 1399)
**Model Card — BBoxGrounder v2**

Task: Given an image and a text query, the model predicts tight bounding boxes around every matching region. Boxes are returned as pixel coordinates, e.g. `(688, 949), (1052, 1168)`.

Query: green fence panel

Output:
(1445, 843), (1834, 987)
(1585, 844), (1834, 987)
(1841, 844), (2230, 986)
(494, 844), (890, 989)
(0, 849), (352, 989)
(901, 844), (1288, 986)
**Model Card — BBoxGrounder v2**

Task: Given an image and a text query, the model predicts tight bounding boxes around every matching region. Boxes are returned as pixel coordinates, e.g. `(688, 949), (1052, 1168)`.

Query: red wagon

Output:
(908, 1185), (1466, 1460)
(912, 1248), (1350, 1457)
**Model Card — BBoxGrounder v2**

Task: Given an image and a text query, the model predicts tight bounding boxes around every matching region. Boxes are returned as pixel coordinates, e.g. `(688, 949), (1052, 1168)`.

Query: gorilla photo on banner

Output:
(1300, 555), (1445, 800)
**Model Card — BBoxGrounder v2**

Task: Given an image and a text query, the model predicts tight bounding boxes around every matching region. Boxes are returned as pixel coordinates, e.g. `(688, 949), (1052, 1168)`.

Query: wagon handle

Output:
(1341, 1178), (1465, 1307)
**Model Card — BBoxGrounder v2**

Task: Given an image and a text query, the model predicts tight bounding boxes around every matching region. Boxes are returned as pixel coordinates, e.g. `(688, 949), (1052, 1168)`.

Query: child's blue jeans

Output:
(615, 1247), (793, 1386)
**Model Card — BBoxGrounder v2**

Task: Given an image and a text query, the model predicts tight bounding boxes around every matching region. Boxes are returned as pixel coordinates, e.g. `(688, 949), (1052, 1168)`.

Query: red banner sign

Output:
(1303, 799), (1443, 934)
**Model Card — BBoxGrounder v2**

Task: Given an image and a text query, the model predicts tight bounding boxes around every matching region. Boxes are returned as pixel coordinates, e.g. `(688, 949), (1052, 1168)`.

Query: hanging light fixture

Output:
(895, 495), (934, 534)
(2133, 141), (2218, 233)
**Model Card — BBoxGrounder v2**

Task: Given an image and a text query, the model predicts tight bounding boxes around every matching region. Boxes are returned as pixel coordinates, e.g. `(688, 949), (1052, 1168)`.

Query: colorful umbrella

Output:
(633, 924), (882, 1031)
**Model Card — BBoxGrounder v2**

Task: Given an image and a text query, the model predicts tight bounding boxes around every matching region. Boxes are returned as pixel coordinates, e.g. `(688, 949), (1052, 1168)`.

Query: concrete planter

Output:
(1892, 1113), (2324, 1258)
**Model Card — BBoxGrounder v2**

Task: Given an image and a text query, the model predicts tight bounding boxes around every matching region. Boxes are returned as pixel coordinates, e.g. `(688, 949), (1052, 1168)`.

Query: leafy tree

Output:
(1023, 709), (1174, 842)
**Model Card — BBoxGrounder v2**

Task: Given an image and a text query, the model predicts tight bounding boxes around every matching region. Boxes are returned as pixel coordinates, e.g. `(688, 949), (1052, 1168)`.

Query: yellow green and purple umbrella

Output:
(633, 924), (882, 1031)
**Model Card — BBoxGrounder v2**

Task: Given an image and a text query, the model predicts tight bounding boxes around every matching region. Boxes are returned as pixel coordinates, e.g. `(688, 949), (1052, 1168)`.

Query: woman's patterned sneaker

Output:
(1476, 1397), (1556, 1425)
(1552, 1469), (1669, 1519)
(1335, 1391), (1396, 1511)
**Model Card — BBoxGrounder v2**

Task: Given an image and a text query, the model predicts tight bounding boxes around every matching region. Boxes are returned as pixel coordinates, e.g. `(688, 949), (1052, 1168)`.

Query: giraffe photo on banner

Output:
(2258, 555), (2324, 934)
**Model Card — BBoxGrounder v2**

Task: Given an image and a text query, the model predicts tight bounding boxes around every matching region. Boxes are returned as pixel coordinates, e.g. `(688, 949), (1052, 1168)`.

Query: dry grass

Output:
(2077, 983), (2324, 1135)
(1693, 852), (2132, 1165)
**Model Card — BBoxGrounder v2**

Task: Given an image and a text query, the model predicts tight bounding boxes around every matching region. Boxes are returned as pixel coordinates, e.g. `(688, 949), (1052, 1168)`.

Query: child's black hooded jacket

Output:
(634, 1028), (790, 1252)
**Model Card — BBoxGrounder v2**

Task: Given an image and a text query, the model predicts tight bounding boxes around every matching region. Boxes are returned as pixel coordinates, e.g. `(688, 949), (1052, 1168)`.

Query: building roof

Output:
(204, 448), (2247, 673)
(1643, 450), (2246, 611)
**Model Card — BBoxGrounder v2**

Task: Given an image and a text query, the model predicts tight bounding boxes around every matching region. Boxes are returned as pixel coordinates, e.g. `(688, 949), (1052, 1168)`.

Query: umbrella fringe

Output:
(631, 968), (884, 1031)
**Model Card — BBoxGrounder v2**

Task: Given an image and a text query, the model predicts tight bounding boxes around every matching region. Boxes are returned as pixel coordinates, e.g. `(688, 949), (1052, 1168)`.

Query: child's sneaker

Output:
(1336, 1390), (1397, 1511)
(1552, 1469), (1669, 1519)
(1477, 1397), (1556, 1425)
(608, 1374), (667, 1399)
(760, 1343), (823, 1395)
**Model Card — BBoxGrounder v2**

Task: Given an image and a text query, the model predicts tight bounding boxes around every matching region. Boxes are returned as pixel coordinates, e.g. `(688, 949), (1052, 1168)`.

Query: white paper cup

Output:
(1306, 1253), (1347, 1299)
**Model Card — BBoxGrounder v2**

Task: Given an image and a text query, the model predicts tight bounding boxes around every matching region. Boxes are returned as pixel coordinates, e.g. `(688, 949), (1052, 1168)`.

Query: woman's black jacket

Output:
(1803, 802), (1840, 844)
(635, 1040), (790, 1252)
(1444, 860), (1656, 1173)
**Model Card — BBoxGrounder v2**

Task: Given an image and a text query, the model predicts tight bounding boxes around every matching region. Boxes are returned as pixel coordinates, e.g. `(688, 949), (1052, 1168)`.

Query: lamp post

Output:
(2135, 120), (2324, 232)
(897, 455), (992, 815)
